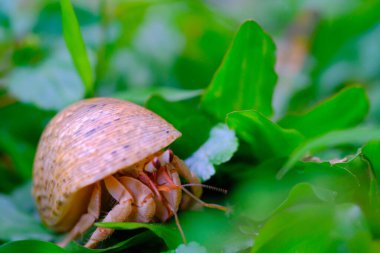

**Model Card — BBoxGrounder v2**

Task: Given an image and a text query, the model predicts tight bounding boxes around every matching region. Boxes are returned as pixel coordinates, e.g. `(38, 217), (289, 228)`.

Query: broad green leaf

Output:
(174, 242), (207, 253)
(362, 141), (380, 181)
(0, 130), (35, 180)
(95, 222), (182, 250)
(0, 103), (53, 180)
(361, 141), (380, 234)
(60, 0), (93, 97)
(185, 124), (238, 181)
(113, 88), (202, 105)
(372, 241), (380, 253)
(289, 1), (380, 113)
(278, 125), (380, 178)
(311, 1), (380, 81)
(34, 2), (98, 36)
(0, 193), (54, 242)
(232, 159), (359, 221)
(279, 86), (369, 138)
(65, 231), (153, 253)
(0, 163), (22, 193)
(0, 240), (67, 253)
(251, 203), (371, 253)
(8, 47), (84, 110)
(273, 183), (336, 213)
(179, 210), (251, 252)
(202, 20), (277, 120)
(227, 110), (304, 161)
(146, 96), (214, 158)
(9, 182), (35, 215)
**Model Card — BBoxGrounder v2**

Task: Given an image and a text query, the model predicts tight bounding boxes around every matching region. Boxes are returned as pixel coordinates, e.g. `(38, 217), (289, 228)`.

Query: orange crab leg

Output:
(57, 183), (101, 247)
(85, 176), (134, 248)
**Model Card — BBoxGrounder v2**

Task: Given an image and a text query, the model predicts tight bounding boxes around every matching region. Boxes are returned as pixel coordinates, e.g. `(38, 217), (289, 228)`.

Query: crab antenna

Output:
(181, 183), (228, 195)
(180, 186), (229, 212)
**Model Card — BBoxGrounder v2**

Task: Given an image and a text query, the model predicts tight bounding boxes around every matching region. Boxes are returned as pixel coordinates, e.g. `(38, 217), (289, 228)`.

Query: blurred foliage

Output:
(1, 0), (380, 252)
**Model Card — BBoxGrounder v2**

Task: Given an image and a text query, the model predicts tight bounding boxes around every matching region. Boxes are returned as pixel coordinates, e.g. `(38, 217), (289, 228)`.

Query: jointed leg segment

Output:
(84, 176), (134, 248)
(58, 183), (101, 247)
(58, 149), (226, 249)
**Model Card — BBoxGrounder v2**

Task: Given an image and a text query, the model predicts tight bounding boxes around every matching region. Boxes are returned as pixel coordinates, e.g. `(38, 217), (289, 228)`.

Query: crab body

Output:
(32, 98), (201, 248)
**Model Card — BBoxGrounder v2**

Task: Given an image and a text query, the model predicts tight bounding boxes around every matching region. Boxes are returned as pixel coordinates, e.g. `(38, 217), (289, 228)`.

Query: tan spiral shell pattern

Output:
(32, 97), (181, 230)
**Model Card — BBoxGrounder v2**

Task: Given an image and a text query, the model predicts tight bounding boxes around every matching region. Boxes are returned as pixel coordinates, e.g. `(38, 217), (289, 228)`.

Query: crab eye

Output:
(158, 150), (174, 165)
(144, 157), (161, 172)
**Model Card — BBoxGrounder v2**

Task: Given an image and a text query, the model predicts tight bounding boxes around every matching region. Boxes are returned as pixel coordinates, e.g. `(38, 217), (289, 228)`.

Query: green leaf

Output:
(113, 88), (202, 105)
(311, 1), (380, 81)
(60, 0), (93, 97)
(8, 48), (85, 110)
(278, 125), (380, 178)
(95, 222), (182, 250)
(146, 96), (214, 158)
(65, 231), (153, 253)
(202, 20), (277, 120)
(185, 124), (238, 181)
(179, 210), (250, 252)
(0, 240), (68, 253)
(362, 141), (380, 181)
(227, 110), (304, 161)
(0, 103), (53, 181)
(173, 242), (207, 253)
(0, 194), (54, 242)
(279, 86), (369, 138)
(361, 141), (380, 234)
(232, 160), (359, 221)
(273, 183), (336, 214)
(251, 203), (372, 253)
(34, 2), (98, 36)
(0, 130), (35, 180)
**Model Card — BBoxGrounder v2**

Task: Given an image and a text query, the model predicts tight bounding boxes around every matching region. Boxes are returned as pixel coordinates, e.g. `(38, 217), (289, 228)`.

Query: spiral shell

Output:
(32, 98), (181, 231)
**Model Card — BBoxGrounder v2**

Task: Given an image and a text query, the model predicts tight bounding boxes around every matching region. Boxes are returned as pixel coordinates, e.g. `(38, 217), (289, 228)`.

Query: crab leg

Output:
(85, 176), (134, 248)
(58, 183), (101, 247)
(118, 176), (156, 222)
(171, 156), (202, 209)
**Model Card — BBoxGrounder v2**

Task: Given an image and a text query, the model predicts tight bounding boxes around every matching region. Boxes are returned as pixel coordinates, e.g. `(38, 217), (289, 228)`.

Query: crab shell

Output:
(32, 97), (181, 232)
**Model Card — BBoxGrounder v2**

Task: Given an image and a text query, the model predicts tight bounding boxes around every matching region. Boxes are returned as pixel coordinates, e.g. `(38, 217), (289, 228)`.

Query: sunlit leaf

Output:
(278, 126), (380, 178)
(60, 0), (93, 97)
(202, 20), (277, 120)
(227, 110), (304, 161)
(279, 86), (369, 138)
(185, 124), (238, 181)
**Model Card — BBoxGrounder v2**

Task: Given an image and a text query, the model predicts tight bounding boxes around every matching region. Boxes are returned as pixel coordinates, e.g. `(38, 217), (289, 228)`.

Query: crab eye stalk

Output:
(159, 149), (174, 165)
(144, 157), (161, 172)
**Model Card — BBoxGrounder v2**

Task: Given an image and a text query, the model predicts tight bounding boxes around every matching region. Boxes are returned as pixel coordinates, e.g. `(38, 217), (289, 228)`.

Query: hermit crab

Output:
(32, 97), (226, 248)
